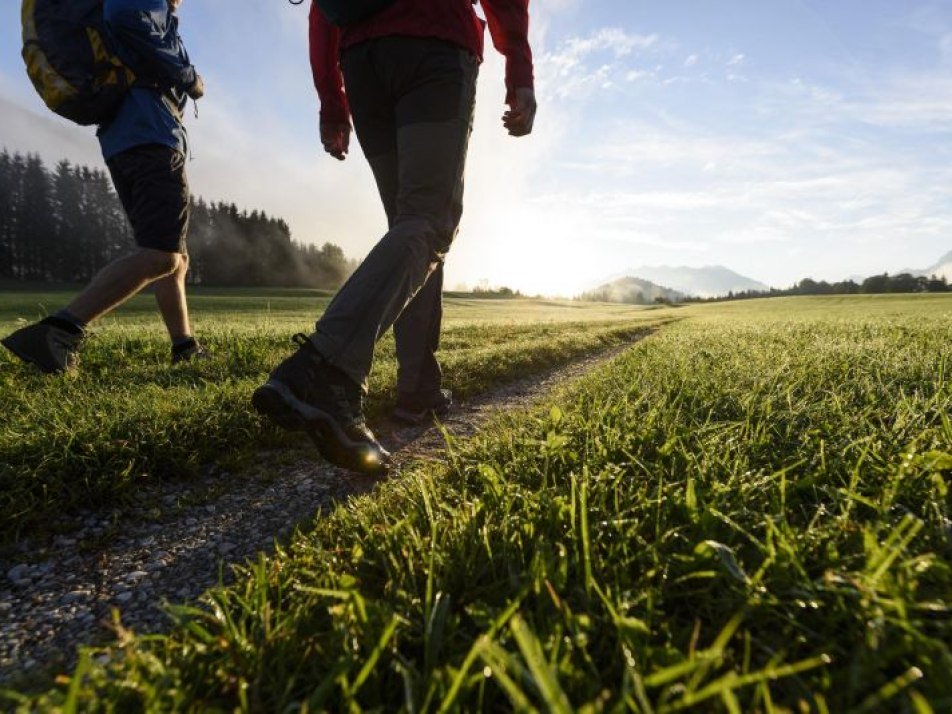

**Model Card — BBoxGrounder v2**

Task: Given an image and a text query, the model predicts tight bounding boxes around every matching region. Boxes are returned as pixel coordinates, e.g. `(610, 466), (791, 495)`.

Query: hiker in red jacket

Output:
(253, 0), (535, 474)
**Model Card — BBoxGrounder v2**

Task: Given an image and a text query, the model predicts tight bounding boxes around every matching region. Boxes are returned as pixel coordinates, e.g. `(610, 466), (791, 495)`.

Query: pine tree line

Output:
(0, 149), (355, 288)
(687, 273), (952, 302)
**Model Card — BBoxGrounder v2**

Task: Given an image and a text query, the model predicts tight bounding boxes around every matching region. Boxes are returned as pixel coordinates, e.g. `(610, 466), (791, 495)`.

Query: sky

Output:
(3, 0), (952, 295)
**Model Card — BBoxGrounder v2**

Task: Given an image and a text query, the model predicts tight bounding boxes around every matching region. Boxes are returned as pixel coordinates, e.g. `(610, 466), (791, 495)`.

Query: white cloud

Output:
(774, 71), (952, 132)
(625, 69), (655, 82)
(539, 27), (662, 99)
(555, 27), (658, 63)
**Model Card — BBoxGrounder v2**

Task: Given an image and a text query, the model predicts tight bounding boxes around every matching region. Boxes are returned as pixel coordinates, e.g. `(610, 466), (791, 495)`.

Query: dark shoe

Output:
(252, 334), (391, 476)
(1, 318), (84, 374)
(171, 338), (208, 364)
(392, 389), (453, 425)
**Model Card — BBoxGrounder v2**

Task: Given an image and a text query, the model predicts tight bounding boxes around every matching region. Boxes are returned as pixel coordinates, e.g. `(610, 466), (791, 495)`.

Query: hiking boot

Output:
(392, 389), (453, 425)
(252, 334), (391, 476)
(1, 318), (84, 374)
(171, 337), (208, 364)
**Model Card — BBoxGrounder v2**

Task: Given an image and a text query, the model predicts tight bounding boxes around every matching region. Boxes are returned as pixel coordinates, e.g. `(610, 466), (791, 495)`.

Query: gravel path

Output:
(0, 338), (644, 683)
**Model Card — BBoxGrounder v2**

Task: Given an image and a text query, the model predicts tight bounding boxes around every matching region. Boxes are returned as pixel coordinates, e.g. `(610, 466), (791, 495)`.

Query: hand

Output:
(321, 121), (351, 161)
(186, 73), (205, 100)
(503, 87), (536, 137)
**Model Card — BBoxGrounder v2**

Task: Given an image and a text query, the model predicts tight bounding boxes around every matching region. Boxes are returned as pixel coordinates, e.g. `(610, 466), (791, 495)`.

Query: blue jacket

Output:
(97, 0), (196, 161)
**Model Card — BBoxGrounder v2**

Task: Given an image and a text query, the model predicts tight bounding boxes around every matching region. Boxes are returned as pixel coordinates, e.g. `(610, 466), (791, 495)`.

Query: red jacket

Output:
(310, 0), (533, 125)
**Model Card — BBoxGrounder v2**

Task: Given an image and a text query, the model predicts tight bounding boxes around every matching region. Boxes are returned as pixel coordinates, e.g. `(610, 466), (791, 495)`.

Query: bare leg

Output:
(66, 248), (182, 324)
(153, 253), (192, 341)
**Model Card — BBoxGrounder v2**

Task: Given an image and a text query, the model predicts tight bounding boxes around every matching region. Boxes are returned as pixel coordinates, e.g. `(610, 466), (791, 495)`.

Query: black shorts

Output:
(107, 144), (190, 254)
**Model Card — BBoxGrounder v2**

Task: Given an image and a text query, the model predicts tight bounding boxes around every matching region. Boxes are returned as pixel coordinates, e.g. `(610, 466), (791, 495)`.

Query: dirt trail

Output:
(0, 336), (645, 683)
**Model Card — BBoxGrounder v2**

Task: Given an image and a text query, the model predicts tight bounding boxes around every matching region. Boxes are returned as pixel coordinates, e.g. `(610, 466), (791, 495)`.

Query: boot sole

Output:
(252, 380), (391, 476)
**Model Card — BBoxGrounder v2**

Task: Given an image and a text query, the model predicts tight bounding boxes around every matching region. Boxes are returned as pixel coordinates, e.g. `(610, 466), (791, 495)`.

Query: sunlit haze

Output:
(2, 0), (950, 296)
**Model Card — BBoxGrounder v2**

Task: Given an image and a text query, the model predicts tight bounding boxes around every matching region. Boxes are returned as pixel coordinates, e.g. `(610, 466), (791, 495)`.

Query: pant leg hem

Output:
(309, 333), (368, 391)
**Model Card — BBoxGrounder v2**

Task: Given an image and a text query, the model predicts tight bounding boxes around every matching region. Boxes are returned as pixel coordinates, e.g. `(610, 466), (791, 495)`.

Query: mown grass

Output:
(8, 294), (951, 711)
(0, 289), (666, 542)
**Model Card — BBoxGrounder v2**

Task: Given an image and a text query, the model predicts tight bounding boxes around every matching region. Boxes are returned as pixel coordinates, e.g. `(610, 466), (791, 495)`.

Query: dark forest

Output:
(0, 150), (355, 288)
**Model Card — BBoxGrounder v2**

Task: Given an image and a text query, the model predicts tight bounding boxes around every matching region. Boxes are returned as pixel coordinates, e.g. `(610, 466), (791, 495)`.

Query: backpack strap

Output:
(86, 25), (137, 92)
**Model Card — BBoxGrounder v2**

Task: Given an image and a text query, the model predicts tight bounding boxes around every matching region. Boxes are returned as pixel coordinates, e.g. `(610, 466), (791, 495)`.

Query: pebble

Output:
(60, 591), (89, 605)
(6, 565), (31, 582)
(115, 592), (133, 604)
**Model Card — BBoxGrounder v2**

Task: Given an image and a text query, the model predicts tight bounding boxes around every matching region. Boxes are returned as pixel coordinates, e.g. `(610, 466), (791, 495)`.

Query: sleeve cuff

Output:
(179, 66), (197, 92)
(505, 58), (535, 103)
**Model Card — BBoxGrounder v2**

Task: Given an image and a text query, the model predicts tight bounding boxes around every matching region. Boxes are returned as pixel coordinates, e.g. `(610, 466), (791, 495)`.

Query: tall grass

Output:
(10, 295), (951, 711)
(0, 292), (666, 541)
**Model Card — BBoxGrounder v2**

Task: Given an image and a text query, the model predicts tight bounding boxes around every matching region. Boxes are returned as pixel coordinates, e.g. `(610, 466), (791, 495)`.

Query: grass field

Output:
(4, 293), (952, 711)
(0, 288), (670, 543)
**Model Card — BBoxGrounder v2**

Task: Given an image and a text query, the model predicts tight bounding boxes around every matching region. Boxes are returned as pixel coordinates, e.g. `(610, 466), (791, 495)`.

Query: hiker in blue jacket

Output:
(2, 0), (207, 373)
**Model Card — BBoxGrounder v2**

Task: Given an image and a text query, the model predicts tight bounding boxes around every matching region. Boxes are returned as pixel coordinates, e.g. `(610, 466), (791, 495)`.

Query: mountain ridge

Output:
(911, 251), (952, 281)
(579, 276), (685, 305)
(610, 264), (769, 298)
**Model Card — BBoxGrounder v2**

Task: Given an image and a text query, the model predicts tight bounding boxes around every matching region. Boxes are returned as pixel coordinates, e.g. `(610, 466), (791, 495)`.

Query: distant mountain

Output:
(620, 265), (769, 298)
(909, 250), (952, 281)
(579, 276), (685, 305)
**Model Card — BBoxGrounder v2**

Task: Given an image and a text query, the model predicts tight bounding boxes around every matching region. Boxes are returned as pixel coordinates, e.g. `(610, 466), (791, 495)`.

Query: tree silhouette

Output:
(0, 150), (355, 288)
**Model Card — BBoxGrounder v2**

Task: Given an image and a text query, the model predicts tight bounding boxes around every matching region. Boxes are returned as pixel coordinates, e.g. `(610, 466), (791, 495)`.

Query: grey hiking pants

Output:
(310, 36), (479, 396)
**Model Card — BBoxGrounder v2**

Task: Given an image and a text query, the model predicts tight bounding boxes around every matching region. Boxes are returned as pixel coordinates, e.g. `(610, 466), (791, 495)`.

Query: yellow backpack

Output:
(22, 0), (136, 126)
